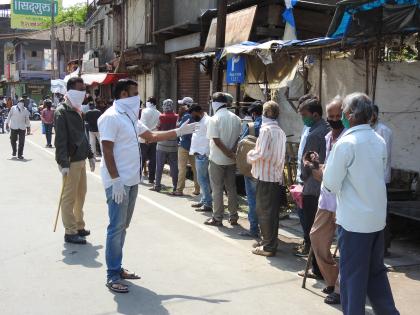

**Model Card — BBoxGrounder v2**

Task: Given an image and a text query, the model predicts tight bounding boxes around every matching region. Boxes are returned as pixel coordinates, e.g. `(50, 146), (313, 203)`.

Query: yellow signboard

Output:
(11, 0), (62, 30)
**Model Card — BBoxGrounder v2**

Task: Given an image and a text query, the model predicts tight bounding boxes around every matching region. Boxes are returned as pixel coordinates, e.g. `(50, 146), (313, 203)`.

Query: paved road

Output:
(0, 122), (412, 315)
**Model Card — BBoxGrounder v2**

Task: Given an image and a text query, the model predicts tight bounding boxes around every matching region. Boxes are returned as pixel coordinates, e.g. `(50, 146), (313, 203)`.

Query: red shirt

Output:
(42, 108), (55, 124)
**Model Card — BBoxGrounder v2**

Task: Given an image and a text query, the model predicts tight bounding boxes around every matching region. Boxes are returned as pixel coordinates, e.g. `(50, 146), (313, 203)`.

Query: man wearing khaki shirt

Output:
(204, 92), (242, 227)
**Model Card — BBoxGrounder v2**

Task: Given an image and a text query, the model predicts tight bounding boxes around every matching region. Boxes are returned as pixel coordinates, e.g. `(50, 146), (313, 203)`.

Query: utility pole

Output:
(212, 0), (227, 94)
(51, 0), (56, 79)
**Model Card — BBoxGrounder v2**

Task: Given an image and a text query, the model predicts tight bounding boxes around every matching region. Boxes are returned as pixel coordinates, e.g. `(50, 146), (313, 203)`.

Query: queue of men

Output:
(4, 75), (397, 312)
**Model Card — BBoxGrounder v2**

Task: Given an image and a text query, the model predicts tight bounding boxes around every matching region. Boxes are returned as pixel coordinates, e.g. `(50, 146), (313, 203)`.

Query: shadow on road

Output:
(8, 158), (32, 162)
(111, 283), (229, 315)
(61, 242), (103, 268)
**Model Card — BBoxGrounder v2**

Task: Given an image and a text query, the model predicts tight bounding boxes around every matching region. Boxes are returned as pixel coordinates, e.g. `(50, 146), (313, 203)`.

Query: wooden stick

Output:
(333, 245), (339, 259)
(53, 176), (67, 232)
(302, 246), (314, 289)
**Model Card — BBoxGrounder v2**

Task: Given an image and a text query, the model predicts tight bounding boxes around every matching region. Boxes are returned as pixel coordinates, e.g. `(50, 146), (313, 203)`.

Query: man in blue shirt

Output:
(239, 101), (263, 238)
(173, 97), (200, 196)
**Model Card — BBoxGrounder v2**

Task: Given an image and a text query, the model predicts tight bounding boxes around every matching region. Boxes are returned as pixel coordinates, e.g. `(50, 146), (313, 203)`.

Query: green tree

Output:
(46, 3), (87, 27)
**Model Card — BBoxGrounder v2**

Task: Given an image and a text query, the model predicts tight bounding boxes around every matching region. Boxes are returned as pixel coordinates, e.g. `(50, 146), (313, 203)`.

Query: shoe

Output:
(195, 206), (213, 212)
(191, 202), (203, 208)
(294, 244), (310, 257)
(12, 152), (16, 157)
(18, 156), (24, 160)
(150, 186), (161, 192)
(64, 234), (87, 244)
(238, 231), (259, 238)
(78, 229), (91, 237)
(252, 241), (262, 248)
(171, 191), (184, 196)
(204, 218), (223, 227)
(322, 286), (335, 295)
(148, 180), (155, 184)
(252, 246), (275, 257)
(324, 293), (341, 305)
(192, 191), (200, 196)
(297, 270), (324, 280)
(228, 217), (239, 226)
(293, 241), (305, 250)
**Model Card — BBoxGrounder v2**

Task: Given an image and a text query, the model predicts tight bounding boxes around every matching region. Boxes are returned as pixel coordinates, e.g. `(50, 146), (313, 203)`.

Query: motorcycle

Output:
(29, 103), (41, 121)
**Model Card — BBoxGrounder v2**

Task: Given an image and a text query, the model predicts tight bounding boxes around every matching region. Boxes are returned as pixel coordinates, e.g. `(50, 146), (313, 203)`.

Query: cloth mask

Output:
(66, 90), (86, 111)
(262, 116), (278, 125)
(302, 116), (315, 127)
(17, 102), (24, 110)
(211, 101), (225, 113)
(115, 95), (141, 122)
(341, 112), (351, 129)
(327, 119), (344, 130)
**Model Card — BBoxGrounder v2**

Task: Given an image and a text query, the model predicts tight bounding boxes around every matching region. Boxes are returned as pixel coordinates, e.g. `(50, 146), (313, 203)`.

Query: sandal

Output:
(204, 218), (223, 226)
(252, 246), (275, 257)
(322, 286), (335, 294)
(120, 268), (141, 280)
(324, 293), (341, 305)
(106, 280), (129, 293)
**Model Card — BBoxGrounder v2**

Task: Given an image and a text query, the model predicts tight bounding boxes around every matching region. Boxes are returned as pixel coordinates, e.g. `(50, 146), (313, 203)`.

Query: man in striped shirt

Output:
(247, 101), (287, 257)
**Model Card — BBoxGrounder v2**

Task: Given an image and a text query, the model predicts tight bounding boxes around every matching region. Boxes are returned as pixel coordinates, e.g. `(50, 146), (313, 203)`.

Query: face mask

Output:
(327, 119), (344, 130)
(17, 102), (24, 109)
(341, 112), (351, 129)
(66, 90), (86, 111)
(115, 95), (141, 120)
(302, 116), (315, 127)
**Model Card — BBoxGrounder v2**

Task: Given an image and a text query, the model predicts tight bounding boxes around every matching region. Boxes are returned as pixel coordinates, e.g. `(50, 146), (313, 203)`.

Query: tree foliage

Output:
(46, 4), (87, 27)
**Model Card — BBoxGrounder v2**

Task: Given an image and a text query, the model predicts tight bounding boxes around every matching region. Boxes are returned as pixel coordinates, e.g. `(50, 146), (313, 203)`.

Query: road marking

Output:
(26, 138), (247, 249)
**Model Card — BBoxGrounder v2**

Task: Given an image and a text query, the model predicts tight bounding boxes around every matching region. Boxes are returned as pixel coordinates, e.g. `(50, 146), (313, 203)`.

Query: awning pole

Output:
(372, 41), (380, 104)
(365, 46), (370, 95)
(318, 49), (323, 104)
(235, 83), (240, 115)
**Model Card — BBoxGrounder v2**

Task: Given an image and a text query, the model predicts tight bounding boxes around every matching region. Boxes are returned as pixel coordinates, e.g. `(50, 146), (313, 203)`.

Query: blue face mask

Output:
(341, 112), (351, 129)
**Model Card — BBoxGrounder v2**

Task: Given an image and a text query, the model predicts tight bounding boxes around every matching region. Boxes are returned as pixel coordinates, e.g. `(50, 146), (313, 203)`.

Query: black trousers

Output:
(302, 195), (322, 275)
(256, 180), (287, 253)
(10, 129), (26, 156)
(140, 142), (157, 181)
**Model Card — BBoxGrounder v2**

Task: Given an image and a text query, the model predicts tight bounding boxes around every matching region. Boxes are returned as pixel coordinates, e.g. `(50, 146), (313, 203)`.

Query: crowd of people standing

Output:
(1, 76), (400, 314)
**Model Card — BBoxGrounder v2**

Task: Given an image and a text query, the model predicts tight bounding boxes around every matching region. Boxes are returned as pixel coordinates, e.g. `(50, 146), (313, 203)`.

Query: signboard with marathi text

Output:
(11, 0), (62, 30)
(226, 55), (245, 84)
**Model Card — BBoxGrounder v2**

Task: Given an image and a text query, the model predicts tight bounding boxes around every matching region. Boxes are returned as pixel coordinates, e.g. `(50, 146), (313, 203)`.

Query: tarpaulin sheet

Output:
(328, 0), (420, 38)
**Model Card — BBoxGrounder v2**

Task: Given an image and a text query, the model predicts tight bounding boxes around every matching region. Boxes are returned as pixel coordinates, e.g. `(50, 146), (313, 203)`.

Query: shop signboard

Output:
(226, 55), (245, 84)
(11, 0), (62, 30)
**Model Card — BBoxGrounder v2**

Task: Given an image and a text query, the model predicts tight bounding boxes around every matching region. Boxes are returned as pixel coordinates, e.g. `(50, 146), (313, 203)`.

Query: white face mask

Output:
(17, 102), (24, 109)
(66, 90), (86, 110)
(211, 101), (225, 113)
(115, 95), (141, 121)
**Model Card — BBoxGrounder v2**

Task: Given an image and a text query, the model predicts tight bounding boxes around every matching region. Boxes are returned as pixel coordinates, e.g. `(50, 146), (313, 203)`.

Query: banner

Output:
(11, 0), (62, 30)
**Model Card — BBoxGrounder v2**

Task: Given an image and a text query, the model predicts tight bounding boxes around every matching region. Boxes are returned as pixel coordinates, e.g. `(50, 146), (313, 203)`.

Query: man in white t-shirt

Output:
(139, 96), (161, 184)
(98, 79), (197, 293)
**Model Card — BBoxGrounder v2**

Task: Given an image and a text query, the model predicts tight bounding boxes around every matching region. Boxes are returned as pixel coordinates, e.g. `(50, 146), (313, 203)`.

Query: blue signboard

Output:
(226, 55), (245, 84)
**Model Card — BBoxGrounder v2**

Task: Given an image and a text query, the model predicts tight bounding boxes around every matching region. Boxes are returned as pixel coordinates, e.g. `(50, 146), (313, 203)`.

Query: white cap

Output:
(178, 97), (194, 106)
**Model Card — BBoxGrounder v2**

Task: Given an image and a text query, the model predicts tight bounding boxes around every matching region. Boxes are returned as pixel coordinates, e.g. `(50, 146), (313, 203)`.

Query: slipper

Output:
(120, 268), (141, 280)
(106, 281), (129, 293)
(324, 293), (341, 305)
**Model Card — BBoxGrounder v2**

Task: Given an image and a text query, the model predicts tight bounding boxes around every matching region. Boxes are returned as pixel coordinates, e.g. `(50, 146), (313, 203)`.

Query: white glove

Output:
(175, 121), (199, 137)
(58, 165), (70, 176)
(111, 177), (126, 204)
(89, 158), (96, 172)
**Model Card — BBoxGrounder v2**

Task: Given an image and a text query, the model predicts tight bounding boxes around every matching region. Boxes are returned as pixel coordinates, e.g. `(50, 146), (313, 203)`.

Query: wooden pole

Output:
(53, 176), (67, 232)
(77, 27), (81, 70)
(318, 49), (323, 104)
(365, 46), (370, 95)
(212, 0), (227, 94)
(372, 42), (380, 104)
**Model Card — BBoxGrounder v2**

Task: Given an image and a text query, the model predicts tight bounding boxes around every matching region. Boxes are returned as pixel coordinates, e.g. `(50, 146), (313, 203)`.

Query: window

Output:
(31, 51), (37, 57)
(99, 21), (104, 46)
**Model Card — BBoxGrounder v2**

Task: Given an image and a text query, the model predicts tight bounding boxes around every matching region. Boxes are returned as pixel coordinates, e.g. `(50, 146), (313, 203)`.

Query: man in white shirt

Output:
(139, 96), (161, 184)
(204, 92), (242, 227)
(5, 97), (30, 159)
(189, 105), (212, 212)
(98, 79), (196, 293)
(323, 92), (399, 315)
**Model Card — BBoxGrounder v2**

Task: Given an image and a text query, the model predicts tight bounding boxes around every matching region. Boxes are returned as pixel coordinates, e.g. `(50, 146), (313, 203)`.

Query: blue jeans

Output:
(44, 123), (53, 146)
(195, 154), (212, 207)
(338, 226), (399, 315)
(244, 176), (259, 235)
(105, 184), (138, 282)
